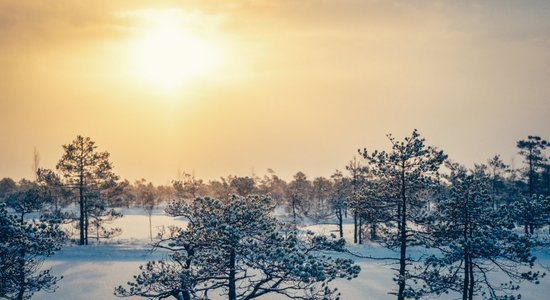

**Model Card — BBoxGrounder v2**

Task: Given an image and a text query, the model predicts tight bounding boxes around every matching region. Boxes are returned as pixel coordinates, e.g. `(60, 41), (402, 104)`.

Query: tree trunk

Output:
(182, 291), (191, 300)
(96, 221), (100, 243)
(468, 257), (474, 300)
(292, 197), (297, 228)
(462, 218), (470, 300)
(358, 216), (363, 244)
(79, 177), (85, 245)
(149, 214), (153, 242)
(462, 254), (469, 300)
(228, 247), (237, 300)
(84, 200), (89, 245)
(463, 191), (474, 300)
(178, 248), (194, 300)
(16, 287), (25, 300)
(397, 167), (407, 300)
(337, 207), (343, 238)
(16, 248), (27, 300)
(370, 223), (377, 240)
(353, 210), (358, 244)
(175, 290), (191, 300)
(529, 149), (534, 197)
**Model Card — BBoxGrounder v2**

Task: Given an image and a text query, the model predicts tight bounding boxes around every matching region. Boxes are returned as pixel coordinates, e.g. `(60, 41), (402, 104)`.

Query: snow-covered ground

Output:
(34, 208), (550, 300)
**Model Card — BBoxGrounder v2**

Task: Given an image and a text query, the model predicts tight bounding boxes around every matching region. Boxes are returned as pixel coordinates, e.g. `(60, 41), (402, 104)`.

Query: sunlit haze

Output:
(1, 0), (549, 184)
(131, 9), (223, 89)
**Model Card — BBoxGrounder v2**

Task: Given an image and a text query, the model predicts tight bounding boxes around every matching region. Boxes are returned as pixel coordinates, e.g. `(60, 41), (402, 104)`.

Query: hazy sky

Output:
(1, 0), (549, 184)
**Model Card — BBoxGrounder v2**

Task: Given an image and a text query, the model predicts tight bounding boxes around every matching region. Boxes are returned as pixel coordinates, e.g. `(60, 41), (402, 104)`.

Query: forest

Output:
(1, 131), (549, 300)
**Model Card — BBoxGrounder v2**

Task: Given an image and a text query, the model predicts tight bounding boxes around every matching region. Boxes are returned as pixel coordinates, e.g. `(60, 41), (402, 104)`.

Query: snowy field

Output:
(34, 208), (550, 300)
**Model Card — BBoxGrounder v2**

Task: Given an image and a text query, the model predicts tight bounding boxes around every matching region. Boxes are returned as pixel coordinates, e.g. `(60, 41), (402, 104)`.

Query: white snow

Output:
(34, 208), (550, 300)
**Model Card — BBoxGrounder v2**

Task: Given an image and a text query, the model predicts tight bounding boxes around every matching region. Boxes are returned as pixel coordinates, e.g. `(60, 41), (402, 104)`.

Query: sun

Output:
(133, 11), (221, 89)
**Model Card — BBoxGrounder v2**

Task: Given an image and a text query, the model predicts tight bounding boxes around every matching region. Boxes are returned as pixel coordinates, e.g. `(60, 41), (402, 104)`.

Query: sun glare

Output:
(133, 11), (221, 89)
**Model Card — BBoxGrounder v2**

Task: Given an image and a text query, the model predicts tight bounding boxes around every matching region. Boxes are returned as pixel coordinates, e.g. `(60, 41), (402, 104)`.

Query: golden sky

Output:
(1, 0), (549, 184)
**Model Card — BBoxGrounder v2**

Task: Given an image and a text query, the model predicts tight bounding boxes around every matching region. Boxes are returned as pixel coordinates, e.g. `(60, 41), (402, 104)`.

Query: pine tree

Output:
(116, 195), (360, 300)
(136, 180), (157, 241)
(86, 194), (123, 242)
(311, 176), (333, 221)
(517, 136), (548, 198)
(346, 157), (366, 244)
(0, 204), (65, 300)
(4, 187), (51, 222)
(516, 136), (548, 234)
(55, 135), (120, 245)
(256, 169), (287, 205)
(513, 194), (550, 236)
(330, 170), (350, 238)
(172, 171), (206, 200)
(36, 168), (73, 214)
(286, 172), (312, 226)
(0, 177), (18, 200)
(361, 129), (447, 300)
(486, 155), (510, 210)
(229, 176), (256, 196)
(419, 166), (543, 300)
(358, 173), (391, 242)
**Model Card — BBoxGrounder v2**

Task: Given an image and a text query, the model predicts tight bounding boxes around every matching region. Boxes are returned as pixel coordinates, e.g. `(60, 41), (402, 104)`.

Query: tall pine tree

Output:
(56, 135), (119, 245)
(361, 129), (446, 300)
(420, 165), (542, 299)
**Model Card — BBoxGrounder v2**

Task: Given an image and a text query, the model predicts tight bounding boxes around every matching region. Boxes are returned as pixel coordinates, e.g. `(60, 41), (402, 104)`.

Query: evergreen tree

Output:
(517, 135), (548, 234)
(517, 136), (548, 196)
(116, 195), (360, 300)
(135, 180), (157, 241)
(330, 170), (350, 238)
(36, 168), (73, 214)
(86, 193), (123, 242)
(4, 187), (51, 222)
(55, 135), (120, 245)
(256, 169), (287, 205)
(541, 163), (550, 197)
(0, 177), (17, 200)
(420, 166), (543, 300)
(361, 129), (447, 300)
(486, 155), (511, 210)
(513, 194), (550, 236)
(207, 177), (233, 200)
(346, 157), (366, 244)
(229, 176), (256, 197)
(311, 176), (333, 221)
(0, 204), (65, 300)
(172, 171), (206, 200)
(358, 173), (391, 242)
(286, 172), (312, 226)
